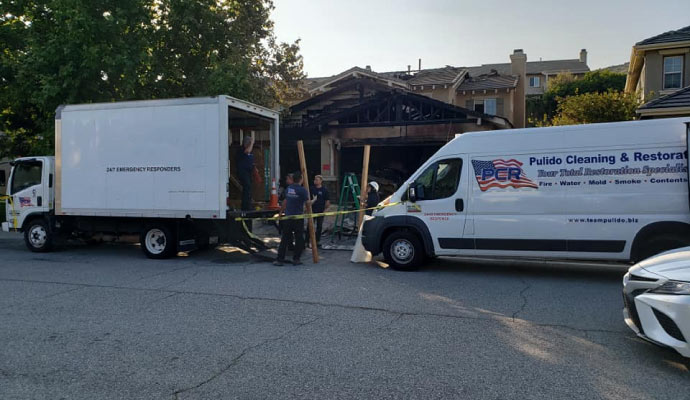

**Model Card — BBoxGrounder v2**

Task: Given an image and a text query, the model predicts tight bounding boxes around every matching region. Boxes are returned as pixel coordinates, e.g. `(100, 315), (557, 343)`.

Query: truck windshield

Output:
(11, 162), (42, 194)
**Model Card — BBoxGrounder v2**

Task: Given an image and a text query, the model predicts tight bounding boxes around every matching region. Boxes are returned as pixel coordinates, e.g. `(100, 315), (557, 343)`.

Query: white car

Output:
(623, 247), (690, 357)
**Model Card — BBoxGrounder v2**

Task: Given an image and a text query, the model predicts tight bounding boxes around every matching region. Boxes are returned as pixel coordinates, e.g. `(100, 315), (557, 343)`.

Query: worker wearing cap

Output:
(365, 181), (380, 216)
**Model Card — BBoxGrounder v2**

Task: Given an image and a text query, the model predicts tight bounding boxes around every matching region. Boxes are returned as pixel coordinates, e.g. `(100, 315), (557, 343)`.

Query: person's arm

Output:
(280, 199), (286, 215)
(245, 136), (255, 154)
(324, 189), (330, 210)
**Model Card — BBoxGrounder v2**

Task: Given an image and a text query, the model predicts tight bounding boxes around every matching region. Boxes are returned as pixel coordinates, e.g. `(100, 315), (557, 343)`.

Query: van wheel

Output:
(636, 233), (690, 262)
(140, 225), (176, 259)
(24, 219), (54, 253)
(383, 231), (425, 271)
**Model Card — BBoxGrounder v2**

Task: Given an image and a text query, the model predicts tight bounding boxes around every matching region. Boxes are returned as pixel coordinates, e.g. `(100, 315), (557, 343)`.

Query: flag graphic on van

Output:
(471, 159), (538, 191)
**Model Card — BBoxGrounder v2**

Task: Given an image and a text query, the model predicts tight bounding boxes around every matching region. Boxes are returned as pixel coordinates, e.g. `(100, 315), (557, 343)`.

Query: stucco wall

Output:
(642, 48), (690, 101)
(526, 74), (545, 95)
(454, 90), (515, 123)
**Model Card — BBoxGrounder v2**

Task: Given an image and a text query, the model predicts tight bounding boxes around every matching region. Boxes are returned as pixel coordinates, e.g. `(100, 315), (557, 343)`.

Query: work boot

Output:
(273, 260), (285, 266)
(292, 259), (303, 266)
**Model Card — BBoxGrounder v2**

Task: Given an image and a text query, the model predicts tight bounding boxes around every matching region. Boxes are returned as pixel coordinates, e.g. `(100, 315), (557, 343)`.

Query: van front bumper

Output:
(361, 216), (385, 255)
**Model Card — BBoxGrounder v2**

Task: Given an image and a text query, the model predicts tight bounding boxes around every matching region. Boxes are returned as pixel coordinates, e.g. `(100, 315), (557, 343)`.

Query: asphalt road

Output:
(1, 232), (688, 400)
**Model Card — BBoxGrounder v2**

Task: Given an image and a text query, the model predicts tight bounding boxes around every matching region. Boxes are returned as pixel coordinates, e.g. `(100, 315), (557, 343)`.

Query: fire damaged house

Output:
(281, 49), (588, 195)
(281, 68), (512, 195)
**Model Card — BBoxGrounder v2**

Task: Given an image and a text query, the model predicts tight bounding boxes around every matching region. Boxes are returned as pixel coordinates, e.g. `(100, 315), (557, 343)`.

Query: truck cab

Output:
(2, 157), (55, 245)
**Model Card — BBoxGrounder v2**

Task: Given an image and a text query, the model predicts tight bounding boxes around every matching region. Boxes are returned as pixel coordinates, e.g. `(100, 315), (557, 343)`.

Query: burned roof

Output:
(638, 85), (690, 110)
(457, 73), (518, 91)
(302, 66), (407, 93)
(466, 59), (589, 76)
(636, 25), (690, 46)
(406, 66), (465, 86)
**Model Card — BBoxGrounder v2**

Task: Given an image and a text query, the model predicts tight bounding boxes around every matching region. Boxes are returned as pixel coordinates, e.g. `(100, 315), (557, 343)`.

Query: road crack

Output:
(172, 316), (320, 399)
(0, 277), (627, 336)
(511, 276), (531, 321)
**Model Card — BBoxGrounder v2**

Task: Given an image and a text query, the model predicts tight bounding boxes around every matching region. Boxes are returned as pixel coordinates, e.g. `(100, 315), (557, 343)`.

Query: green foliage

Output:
(550, 90), (641, 126)
(0, 0), (304, 158)
(527, 70), (628, 126)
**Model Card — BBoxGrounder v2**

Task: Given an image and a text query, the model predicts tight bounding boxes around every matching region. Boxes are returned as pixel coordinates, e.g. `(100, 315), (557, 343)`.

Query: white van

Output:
(362, 118), (690, 270)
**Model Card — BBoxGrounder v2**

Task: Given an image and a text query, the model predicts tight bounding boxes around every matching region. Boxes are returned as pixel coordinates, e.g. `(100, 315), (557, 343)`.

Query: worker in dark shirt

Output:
(365, 181), (380, 216)
(275, 172), (308, 266)
(237, 136), (254, 211)
(306, 175), (330, 247)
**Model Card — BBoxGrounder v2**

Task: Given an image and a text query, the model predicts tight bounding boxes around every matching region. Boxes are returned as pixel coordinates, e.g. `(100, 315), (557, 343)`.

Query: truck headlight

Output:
(650, 280), (690, 295)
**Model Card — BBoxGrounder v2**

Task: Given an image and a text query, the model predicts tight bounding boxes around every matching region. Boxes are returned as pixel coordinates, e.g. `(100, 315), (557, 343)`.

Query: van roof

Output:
(437, 117), (690, 157)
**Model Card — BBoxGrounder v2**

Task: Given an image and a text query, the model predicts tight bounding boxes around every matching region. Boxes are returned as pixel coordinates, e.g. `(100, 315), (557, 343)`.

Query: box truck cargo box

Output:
(362, 118), (690, 270)
(3, 96), (280, 258)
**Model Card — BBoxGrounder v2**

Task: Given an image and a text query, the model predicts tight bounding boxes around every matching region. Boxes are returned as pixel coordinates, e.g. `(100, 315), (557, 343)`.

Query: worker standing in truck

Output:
(237, 136), (255, 231)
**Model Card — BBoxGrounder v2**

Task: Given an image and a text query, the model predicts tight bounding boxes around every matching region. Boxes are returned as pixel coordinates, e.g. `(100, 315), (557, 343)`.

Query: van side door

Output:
(408, 156), (467, 255)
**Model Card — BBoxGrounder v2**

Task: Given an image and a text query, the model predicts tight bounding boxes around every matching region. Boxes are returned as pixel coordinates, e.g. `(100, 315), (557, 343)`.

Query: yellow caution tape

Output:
(234, 202), (401, 222)
(0, 194), (18, 229)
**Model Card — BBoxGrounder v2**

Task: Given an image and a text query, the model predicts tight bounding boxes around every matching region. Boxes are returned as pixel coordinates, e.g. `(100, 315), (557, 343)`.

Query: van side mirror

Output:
(408, 186), (417, 203)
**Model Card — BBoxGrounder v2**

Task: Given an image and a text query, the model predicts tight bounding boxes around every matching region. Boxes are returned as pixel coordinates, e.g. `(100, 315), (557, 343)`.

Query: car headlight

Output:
(649, 280), (690, 295)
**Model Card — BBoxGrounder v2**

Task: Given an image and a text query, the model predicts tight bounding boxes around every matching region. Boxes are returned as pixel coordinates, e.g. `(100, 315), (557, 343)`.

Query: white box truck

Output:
(362, 118), (690, 270)
(2, 96), (279, 258)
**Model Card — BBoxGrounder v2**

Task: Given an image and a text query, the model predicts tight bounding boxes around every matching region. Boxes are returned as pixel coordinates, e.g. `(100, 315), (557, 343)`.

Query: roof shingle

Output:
(638, 85), (690, 110)
(466, 59), (589, 76)
(457, 74), (518, 91)
(636, 25), (690, 46)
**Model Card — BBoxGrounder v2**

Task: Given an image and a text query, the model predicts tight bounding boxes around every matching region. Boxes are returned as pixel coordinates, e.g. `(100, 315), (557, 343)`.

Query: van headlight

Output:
(649, 280), (690, 295)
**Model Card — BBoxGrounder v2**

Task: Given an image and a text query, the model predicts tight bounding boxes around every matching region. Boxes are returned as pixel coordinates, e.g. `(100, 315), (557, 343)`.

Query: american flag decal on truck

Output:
(471, 159), (538, 191)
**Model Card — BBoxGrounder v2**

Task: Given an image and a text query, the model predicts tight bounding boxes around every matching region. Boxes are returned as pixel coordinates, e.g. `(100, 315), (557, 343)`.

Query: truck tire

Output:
(383, 230), (425, 271)
(636, 233), (690, 262)
(140, 225), (176, 259)
(24, 219), (54, 253)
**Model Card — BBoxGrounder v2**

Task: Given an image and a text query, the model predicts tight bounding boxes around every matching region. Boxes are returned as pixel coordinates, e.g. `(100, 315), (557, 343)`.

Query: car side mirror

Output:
(408, 186), (417, 203)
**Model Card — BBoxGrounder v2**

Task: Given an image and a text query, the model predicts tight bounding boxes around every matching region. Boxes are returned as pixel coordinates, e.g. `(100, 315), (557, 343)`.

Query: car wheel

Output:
(140, 225), (176, 259)
(383, 231), (425, 271)
(24, 219), (54, 253)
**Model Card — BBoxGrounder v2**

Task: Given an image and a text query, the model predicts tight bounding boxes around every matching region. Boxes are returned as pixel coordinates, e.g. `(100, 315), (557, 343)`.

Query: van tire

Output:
(383, 231), (425, 271)
(140, 225), (176, 259)
(24, 219), (54, 253)
(636, 233), (690, 262)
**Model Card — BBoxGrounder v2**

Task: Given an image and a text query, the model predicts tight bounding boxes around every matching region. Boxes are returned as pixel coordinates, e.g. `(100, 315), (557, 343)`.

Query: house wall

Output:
(454, 90), (515, 123)
(415, 86), (454, 104)
(641, 48), (690, 101)
(526, 74), (546, 95)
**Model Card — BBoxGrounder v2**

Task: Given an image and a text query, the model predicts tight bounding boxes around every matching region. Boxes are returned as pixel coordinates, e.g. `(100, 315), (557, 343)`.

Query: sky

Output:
(272, 0), (690, 78)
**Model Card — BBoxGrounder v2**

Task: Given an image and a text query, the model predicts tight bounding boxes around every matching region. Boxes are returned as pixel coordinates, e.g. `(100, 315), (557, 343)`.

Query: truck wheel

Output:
(637, 234), (690, 262)
(140, 225), (176, 259)
(383, 231), (425, 271)
(24, 219), (54, 253)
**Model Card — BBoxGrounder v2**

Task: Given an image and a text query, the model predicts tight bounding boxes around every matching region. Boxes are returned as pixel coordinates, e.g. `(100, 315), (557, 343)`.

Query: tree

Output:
(527, 70), (628, 126)
(0, 0), (304, 158)
(550, 90), (640, 126)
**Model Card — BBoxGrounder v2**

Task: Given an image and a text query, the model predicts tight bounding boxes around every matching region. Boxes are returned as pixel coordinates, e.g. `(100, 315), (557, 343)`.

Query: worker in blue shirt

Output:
(275, 172), (308, 266)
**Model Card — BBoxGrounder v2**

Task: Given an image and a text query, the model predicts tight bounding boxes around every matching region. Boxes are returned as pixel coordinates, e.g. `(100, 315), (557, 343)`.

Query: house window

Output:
(473, 99), (497, 115)
(529, 76), (540, 87)
(473, 100), (484, 114)
(663, 56), (683, 90)
(484, 99), (497, 115)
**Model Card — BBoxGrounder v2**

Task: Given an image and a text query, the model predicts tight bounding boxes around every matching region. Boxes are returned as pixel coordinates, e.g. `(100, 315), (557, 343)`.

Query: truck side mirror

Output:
(408, 186), (417, 203)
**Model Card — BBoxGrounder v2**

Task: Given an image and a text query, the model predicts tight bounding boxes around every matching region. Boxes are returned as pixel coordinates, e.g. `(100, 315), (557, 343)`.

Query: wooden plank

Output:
(297, 140), (319, 263)
(357, 145), (371, 230)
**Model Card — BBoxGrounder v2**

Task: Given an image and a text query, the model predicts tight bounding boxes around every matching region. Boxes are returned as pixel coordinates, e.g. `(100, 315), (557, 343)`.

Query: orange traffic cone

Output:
(268, 179), (280, 209)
